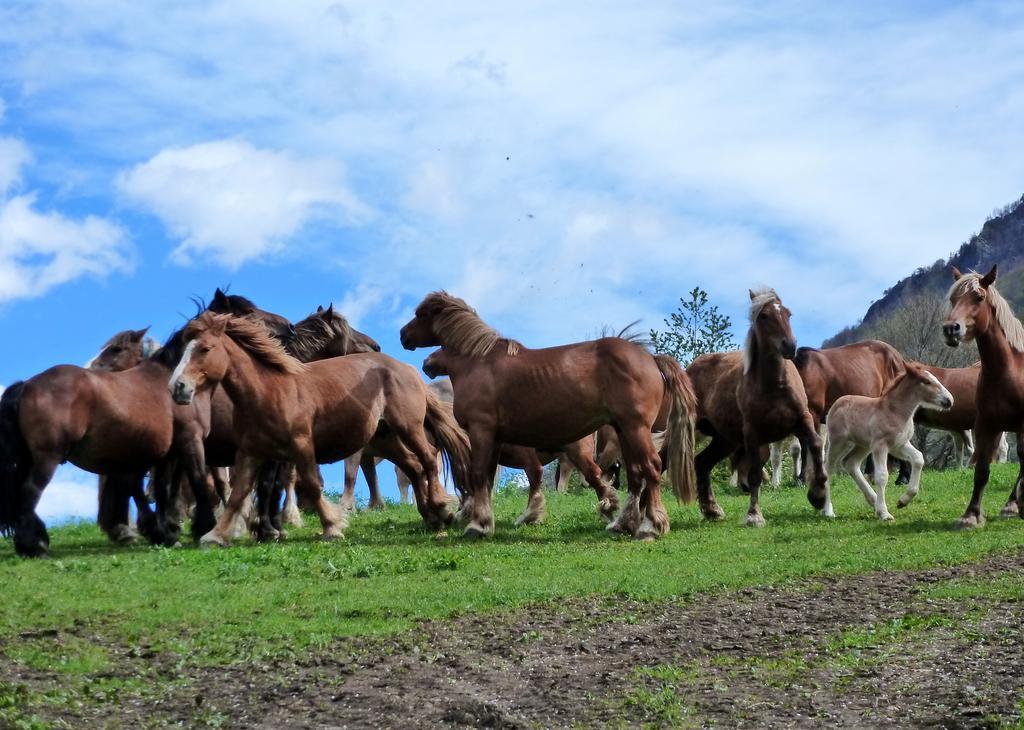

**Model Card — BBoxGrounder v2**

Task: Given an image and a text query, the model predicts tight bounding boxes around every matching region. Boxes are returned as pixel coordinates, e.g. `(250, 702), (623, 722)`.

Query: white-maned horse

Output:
(824, 363), (953, 521)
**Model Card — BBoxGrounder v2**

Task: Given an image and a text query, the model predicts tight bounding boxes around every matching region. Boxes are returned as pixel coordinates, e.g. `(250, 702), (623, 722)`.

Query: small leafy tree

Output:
(650, 287), (737, 365)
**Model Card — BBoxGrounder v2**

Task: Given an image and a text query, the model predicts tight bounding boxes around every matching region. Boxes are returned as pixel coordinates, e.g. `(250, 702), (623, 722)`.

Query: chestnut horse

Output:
(169, 313), (469, 544)
(916, 364), (980, 467)
(400, 291), (697, 540)
(421, 352), (620, 525)
(942, 265), (1024, 528)
(793, 340), (906, 480)
(688, 289), (828, 526)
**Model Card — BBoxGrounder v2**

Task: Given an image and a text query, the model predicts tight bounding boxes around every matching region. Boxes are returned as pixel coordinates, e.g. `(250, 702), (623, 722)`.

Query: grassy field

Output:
(1, 464), (1023, 727)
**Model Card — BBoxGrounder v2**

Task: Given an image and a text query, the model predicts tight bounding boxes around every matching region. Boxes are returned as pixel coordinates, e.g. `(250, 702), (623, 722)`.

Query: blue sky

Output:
(2, 1), (1023, 521)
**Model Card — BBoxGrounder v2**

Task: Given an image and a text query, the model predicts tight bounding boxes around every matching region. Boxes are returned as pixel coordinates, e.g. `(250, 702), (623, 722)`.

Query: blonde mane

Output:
(288, 310), (353, 361)
(743, 288), (781, 374)
(418, 291), (521, 358)
(947, 273), (1024, 353)
(185, 312), (307, 374)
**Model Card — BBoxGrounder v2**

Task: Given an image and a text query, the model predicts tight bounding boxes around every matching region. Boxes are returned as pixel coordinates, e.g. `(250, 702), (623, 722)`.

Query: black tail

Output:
(0, 382), (29, 536)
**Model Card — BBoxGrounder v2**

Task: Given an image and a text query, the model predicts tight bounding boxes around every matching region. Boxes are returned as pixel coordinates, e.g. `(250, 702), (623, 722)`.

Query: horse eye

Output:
(110, 346), (122, 354)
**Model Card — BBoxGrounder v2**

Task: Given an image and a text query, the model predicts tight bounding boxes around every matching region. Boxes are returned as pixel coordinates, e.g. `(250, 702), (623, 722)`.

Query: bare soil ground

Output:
(8, 548), (1024, 728)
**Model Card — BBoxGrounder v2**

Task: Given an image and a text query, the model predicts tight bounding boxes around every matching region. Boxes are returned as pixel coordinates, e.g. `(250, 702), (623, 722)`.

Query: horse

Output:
(688, 289), (828, 526)
(420, 356), (620, 525)
(0, 325), (226, 556)
(942, 265), (1024, 528)
(168, 312), (469, 544)
(399, 291), (697, 540)
(793, 340), (906, 480)
(824, 362), (953, 520)
(770, 437), (801, 487)
(915, 363), (980, 467)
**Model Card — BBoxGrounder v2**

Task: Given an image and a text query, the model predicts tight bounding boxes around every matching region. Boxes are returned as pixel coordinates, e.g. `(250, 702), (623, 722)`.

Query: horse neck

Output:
(748, 332), (787, 390)
(217, 338), (289, 411)
(974, 312), (1021, 375)
(881, 377), (925, 420)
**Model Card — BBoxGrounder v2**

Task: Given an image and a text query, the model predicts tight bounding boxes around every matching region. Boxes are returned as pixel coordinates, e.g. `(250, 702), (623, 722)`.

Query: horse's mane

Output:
(793, 346), (818, 368)
(151, 328), (188, 368)
(947, 273), (1024, 353)
(743, 288), (781, 374)
(598, 319), (652, 349)
(185, 312), (306, 374)
(418, 291), (521, 358)
(288, 310), (354, 360)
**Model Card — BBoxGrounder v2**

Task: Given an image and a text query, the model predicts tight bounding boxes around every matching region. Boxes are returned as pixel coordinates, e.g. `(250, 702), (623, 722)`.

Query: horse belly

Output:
(310, 406), (379, 465)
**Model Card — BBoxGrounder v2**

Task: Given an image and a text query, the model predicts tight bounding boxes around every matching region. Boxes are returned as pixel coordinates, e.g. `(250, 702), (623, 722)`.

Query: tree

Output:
(650, 287), (737, 365)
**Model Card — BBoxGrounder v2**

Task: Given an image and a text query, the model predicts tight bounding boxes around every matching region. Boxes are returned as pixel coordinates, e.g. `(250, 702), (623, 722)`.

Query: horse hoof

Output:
(199, 531), (228, 548)
(463, 522), (493, 539)
(636, 517), (660, 541)
(745, 513), (766, 528)
(806, 489), (827, 511)
(368, 500), (386, 511)
(1000, 503), (1019, 518)
(322, 526), (345, 541)
(702, 504), (726, 522)
(514, 511), (544, 526)
(879, 512), (895, 522)
(111, 525), (138, 545)
(434, 530), (449, 540)
(954, 515), (985, 530)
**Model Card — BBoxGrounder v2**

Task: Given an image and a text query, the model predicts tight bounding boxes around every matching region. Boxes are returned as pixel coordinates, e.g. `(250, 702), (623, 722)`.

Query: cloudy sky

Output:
(2, 1), (1023, 517)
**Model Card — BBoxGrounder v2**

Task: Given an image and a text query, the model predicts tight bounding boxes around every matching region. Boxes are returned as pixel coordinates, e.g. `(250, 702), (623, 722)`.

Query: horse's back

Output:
(687, 351), (744, 441)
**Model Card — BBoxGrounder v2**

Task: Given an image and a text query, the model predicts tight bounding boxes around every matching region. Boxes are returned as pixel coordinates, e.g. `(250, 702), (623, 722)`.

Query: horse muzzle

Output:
(780, 340), (797, 360)
(942, 322), (963, 347)
(170, 379), (195, 405)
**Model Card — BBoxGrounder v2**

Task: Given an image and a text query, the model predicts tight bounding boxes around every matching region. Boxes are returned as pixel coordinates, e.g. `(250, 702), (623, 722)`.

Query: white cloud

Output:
(36, 466), (96, 525)
(117, 139), (370, 268)
(0, 119), (132, 303)
(1, 3), (1024, 340)
(335, 282), (390, 329)
(0, 194), (132, 302)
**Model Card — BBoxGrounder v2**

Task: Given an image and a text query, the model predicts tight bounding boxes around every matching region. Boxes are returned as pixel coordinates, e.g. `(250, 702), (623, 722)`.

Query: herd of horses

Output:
(1, 264), (1023, 558)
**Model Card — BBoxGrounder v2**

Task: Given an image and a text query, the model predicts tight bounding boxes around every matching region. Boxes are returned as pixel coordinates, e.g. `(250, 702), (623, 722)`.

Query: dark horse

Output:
(942, 265), (1024, 528)
(400, 291), (697, 540)
(688, 289), (828, 526)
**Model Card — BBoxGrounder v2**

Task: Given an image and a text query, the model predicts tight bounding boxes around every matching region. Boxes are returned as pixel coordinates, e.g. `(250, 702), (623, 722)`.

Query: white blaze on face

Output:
(168, 340), (197, 393)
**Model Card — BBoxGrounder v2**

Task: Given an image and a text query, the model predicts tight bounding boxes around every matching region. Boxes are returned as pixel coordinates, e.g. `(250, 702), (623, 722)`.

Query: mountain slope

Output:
(825, 194), (1024, 347)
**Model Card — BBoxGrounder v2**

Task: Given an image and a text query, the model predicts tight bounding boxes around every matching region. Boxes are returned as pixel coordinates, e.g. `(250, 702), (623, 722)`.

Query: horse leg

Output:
(770, 441), (783, 488)
(795, 416), (828, 512)
(462, 427), (499, 537)
(563, 439), (618, 522)
(200, 454), (261, 547)
(996, 432), (1009, 464)
(340, 452), (360, 512)
(870, 444), (893, 521)
(894, 440), (925, 510)
(789, 436), (803, 481)
(695, 435), (730, 520)
(609, 426), (663, 538)
(98, 475), (136, 545)
(957, 426), (999, 529)
(514, 452), (547, 526)
(290, 452), (345, 541)
(362, 453), (384, 510)
(394, 465), (412, 505)
(279, 465), (302, 527)
(1001, 432), (1024, 518)
(740, 431), (768, 528)
(554, 453), (574, 492)
(638, 468), (670, 540)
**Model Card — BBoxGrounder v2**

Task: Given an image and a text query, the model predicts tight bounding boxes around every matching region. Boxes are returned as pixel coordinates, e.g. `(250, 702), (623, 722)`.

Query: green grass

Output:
(1, 464), (1023, 676)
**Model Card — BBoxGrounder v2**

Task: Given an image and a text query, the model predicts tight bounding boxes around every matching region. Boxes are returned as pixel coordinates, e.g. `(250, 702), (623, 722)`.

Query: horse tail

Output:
(0, 382), (29, 536)
(423, 388), (472, 498)
(654, 355), (698, 504)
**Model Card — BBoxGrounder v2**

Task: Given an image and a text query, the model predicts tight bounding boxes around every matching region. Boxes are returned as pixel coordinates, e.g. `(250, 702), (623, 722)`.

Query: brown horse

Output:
(0, 329), (219, 555)
(942, 265), (1024, 527)
(168, 313), (469, 544)
(688, 289), (828, 526)
(916, 363), (980, 466)
(793, 340), (906, 481)
(399, 291), (697, 540)
(420, 356), (620, 524)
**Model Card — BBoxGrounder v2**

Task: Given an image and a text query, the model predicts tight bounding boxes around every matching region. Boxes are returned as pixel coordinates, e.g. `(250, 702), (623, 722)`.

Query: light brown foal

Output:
(824, 363), (953, 520)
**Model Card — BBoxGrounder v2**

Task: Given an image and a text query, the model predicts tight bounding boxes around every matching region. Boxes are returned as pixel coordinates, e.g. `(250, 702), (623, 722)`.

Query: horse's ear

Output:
(316, 305), (324, 313)
(748, 289), (757, 301)
(213, 288), (227, 305)
(981, 264), (998, 288)
(951, 266), (963, 281)
(326, 303), (334, 316)
(131, 327), (150, 341)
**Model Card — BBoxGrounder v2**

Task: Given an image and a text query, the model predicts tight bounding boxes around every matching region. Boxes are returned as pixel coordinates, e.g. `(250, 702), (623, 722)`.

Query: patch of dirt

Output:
(7, 550), (1024, 728)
